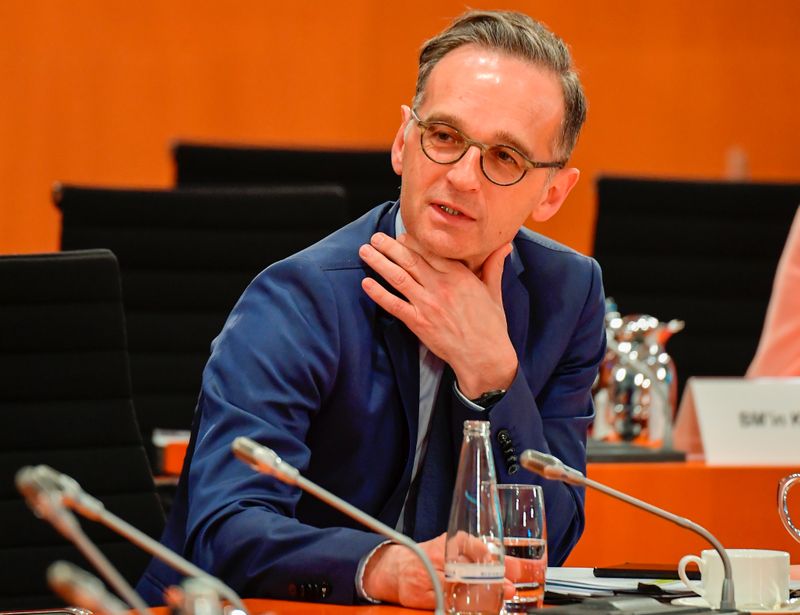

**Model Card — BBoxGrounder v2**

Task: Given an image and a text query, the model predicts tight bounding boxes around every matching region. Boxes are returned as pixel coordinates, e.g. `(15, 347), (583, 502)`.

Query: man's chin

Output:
(403, 225), (484, 269)
(416, 236), (464, 259)
(419, 239), (483, 271)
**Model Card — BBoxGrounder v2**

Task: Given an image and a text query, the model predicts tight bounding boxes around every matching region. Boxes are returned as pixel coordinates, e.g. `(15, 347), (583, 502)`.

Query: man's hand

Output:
(362, 533), (515, 609)
(362, 534), (446, 608)
(359, 232), (518, 398)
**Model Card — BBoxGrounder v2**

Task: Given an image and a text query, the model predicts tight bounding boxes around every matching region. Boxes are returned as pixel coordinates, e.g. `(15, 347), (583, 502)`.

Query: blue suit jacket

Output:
(137, 202), (606, 605)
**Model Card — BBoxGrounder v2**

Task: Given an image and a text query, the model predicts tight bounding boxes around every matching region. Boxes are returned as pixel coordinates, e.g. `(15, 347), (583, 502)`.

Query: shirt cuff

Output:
(452, 380), (490, 411)
(355, 540), (391, 603)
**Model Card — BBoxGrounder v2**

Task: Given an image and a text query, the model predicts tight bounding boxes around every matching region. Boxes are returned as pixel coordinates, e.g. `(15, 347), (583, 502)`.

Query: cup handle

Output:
(778, 474), (800, 543)
(678, 555), (705, 598)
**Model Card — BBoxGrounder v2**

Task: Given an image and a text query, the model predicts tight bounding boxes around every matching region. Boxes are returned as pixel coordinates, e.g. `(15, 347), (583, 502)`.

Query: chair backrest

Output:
(172, 141), (398, 219)
(55, 184), (350, 460)
(594, 176), (800, 399)
(0, 249), (164, 610)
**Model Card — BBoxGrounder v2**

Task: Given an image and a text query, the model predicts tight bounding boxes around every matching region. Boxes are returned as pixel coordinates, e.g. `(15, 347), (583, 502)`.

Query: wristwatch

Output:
(470, 389), (507, 409)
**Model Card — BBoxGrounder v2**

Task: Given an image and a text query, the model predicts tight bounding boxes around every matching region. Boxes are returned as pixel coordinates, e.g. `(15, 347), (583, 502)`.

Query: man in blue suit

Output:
(138, 10), (605, 608)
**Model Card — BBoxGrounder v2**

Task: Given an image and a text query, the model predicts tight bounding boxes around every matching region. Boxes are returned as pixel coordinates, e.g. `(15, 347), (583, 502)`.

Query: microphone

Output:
(48, 561), (128, 615)
(231, 436), (445, 615)
(16, 465), (247, 614)
(232, 437), (299, 485)
(16, 465), (81, 536)
(16, 466), (152, 615)
(517, 450), (584, 483)
(520, 450), (736, 610)
(179, 578), (226, 615)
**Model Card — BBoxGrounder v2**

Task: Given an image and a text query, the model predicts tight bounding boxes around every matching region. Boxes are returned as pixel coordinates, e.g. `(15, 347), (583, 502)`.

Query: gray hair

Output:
(413, 10), (586, 161)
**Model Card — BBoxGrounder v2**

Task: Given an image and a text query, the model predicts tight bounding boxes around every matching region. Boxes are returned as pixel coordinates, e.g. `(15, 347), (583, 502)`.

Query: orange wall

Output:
(1, 1), (799, 255)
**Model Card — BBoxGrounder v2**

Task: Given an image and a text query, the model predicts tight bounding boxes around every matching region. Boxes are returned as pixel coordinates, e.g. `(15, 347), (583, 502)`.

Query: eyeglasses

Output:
(410, 108), (566, 187)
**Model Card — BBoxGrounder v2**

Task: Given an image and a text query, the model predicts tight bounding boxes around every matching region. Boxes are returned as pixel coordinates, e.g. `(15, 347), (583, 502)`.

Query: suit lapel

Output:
(503, 243), (531, 359)
(371, 205), (421, 524)
(381, 318), (420, 443)
(373, 204), (420, 438)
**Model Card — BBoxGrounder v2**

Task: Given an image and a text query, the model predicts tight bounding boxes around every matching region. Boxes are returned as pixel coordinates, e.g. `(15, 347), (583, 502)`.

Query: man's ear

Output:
(530, 167), (580, 222)
(390, 105), (413, 176)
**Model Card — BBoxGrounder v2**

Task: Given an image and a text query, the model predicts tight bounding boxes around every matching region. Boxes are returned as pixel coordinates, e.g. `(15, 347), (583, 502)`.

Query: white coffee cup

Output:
(678, 548), (790, 609)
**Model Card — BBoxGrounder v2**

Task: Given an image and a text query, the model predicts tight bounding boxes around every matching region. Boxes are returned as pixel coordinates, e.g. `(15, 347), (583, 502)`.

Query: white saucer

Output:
(671, 596), (713, 609)
(671, 596), (800, 612)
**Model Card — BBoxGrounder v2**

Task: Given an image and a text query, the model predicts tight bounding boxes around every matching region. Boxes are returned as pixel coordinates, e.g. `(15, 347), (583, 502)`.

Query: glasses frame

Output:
(410, 108), (566, 187)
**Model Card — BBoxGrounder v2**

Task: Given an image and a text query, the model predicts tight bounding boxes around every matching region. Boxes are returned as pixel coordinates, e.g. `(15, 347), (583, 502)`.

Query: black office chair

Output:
(0, 250), (164, 610)
(593, 176), (800, 400)
(172, 141), (398, 219)
(55, 184), (350, 466)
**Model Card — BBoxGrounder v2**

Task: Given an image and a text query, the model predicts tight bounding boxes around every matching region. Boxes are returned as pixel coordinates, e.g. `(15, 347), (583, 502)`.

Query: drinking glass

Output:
(497, 484), (547, 611)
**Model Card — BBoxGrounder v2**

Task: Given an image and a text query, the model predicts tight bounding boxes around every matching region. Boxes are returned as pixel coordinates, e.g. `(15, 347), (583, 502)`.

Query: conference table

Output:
(162, 444), (800, 566)
(151, 600), (426, 614)
(148, 577), (800, 615)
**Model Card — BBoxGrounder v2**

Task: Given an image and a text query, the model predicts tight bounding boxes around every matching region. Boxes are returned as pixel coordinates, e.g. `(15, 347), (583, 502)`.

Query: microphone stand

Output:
(520, 450), (736, 611)
(16, 467), (152, 615)
(231, 436), (446, 615)
(17, 465), (248, 614)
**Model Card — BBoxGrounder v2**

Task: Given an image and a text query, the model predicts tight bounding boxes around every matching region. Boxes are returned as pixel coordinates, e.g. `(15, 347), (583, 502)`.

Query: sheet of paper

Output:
(546, 567), (692, 598)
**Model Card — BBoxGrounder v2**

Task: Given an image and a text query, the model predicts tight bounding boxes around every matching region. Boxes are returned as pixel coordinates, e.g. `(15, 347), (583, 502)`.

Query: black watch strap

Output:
(470, 389), (507, 409)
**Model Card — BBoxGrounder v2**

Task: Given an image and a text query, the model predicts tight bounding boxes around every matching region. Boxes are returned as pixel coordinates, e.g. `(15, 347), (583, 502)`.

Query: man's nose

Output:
(446, 145), (483, 191)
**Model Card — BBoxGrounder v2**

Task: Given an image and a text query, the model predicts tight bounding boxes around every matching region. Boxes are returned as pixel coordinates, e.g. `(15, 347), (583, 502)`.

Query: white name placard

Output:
(674, 377), (800, 465)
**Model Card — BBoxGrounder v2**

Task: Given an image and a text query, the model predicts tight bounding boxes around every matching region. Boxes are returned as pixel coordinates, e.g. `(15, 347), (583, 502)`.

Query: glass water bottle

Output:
(444, 420), (505, 615)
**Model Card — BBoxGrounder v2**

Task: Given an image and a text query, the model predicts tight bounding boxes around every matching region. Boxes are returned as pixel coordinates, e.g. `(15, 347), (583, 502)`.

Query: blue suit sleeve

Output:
(182, 257), (385, 603)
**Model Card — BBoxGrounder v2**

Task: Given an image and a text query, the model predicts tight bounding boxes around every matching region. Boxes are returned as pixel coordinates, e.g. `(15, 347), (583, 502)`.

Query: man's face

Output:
(392, 44), (577, 272)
